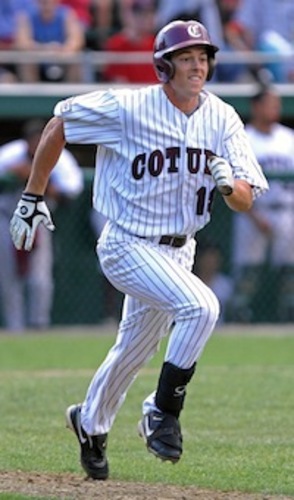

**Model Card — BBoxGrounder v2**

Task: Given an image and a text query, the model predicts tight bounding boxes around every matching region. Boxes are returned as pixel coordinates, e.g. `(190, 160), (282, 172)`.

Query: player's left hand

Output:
(207, 156), (234, 196)
(10, 193), (55, 251)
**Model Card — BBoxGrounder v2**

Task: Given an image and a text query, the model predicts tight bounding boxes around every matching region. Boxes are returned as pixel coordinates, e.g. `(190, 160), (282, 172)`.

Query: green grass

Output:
(0, 330), (294, 497)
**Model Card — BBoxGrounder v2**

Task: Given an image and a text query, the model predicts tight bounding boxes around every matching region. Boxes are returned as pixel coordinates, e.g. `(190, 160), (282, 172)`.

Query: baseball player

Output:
(9, 20), (268, 479)
(0, 119), (83, 331)
(232, 87), (294, 321)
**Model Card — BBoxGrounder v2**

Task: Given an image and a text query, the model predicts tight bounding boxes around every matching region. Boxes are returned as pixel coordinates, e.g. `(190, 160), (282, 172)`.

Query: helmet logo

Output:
(187, 24), (202, 38)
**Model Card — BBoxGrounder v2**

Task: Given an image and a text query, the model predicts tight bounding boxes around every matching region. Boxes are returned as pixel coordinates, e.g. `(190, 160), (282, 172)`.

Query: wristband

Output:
(22, 192), (44, 202)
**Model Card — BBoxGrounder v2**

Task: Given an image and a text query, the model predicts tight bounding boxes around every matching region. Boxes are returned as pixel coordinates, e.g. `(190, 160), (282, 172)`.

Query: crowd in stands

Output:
(0, 0), (293, 84)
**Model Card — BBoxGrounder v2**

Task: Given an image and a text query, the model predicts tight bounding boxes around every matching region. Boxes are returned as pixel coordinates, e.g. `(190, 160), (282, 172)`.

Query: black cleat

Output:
(66, 404), (109, 480)
(138, 410), (183, 463)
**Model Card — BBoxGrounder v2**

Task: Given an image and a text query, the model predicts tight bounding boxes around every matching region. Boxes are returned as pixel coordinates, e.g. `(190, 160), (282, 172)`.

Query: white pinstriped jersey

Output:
(52, 84), (269, 436)
(233, 123), (294, 266)
(54, 84), (268, 237)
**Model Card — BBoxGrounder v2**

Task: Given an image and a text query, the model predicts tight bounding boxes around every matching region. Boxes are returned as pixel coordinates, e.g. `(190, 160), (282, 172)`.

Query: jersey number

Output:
(196, 187), (216, 215)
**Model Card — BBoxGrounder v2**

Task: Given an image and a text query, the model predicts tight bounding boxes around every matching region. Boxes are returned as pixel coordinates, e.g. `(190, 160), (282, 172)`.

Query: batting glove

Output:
(10, 193), (55, 251)
(207, 156), (234, 196)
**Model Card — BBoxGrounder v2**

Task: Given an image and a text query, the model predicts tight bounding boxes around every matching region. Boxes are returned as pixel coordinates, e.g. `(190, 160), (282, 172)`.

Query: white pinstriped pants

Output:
(81, 222), (220, 435)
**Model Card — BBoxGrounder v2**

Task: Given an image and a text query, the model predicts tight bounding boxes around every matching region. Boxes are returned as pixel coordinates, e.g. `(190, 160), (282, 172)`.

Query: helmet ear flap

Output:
(154, 56), (174, 83)
(207, 57), (216, 81)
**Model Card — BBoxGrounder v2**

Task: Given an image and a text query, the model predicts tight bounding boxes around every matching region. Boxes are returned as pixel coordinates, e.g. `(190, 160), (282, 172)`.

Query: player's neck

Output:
(163, 85), (200, 115)
(251, 119), (274, 134)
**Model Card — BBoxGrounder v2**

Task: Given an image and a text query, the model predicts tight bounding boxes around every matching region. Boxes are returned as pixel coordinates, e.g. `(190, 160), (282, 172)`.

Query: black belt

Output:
(159, 235), (187, 247)
(139, 235), (188, 248)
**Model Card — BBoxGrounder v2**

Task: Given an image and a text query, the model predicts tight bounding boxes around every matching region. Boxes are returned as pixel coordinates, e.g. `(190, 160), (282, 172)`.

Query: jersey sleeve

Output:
(54, 90), (122, 147)
(222, 107), (269, 199)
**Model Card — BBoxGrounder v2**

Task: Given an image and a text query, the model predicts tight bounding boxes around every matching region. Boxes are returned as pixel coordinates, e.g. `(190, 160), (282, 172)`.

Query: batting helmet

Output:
(153, 20), (219, 83)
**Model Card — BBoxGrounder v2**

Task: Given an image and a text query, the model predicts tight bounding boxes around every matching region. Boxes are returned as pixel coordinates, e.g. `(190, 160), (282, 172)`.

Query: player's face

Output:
(256, 93), (281, 124)
(169, 47), (209, 99)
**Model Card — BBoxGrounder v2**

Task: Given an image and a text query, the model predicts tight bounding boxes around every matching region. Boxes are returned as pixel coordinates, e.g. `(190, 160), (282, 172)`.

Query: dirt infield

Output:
(0, 472), (292, 500)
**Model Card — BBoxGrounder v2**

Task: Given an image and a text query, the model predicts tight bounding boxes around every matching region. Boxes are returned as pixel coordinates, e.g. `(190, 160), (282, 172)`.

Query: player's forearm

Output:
(25, 117), (66, 195)
(223, 179), (253, 212)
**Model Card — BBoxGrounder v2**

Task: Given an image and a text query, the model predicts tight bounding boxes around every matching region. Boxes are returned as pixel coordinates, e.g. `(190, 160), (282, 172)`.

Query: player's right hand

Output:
(10, 193), (55, 251)
(207, 155), (234, 196)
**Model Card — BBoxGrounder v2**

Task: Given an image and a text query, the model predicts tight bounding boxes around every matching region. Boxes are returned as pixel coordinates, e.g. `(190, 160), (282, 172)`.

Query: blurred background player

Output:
(0, 119), (83, 332)
(232, 87), (294, 322)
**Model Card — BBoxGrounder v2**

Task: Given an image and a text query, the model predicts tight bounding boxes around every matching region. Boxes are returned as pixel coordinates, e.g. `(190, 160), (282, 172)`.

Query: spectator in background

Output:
(15, 0), (85, 83)
(194, 240), (233, 324)
(101, 0), (157, 84)
(0, 0), (18, 81)
(225, 0), (294, 82)
(0, 1), (35, 48)
(232, 87), (294, 322)
(0, 119), (83, 332)
(59, 0), (95, 81)
(0, 0), (37, 82)
(60, 0), (92, 30)
(86, 0), (124, 52)
(215, 0), (247, 82)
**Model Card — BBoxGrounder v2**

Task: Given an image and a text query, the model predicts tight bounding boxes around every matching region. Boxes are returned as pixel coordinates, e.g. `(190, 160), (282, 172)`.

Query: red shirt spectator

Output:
(102, 0), (157, 84)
